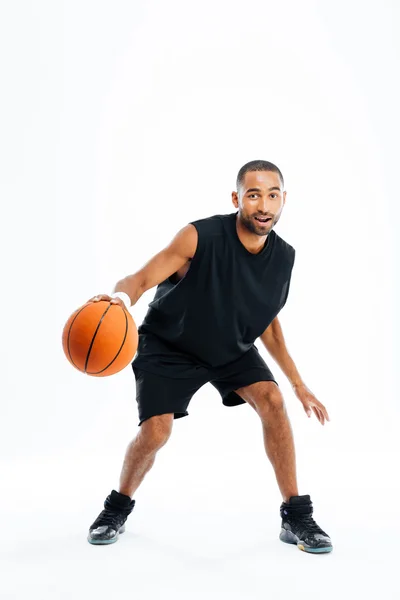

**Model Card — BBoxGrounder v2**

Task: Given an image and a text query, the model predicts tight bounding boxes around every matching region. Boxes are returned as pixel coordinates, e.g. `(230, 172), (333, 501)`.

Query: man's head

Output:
(232, 160), (286, 236)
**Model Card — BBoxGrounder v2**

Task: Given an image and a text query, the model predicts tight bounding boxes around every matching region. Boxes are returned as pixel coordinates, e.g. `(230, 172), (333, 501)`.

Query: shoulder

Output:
(273, 230), (296, 266)
(189, 212), (232, 237)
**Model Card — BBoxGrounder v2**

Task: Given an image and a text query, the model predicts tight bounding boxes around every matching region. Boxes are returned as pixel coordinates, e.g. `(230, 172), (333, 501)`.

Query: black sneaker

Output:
(88, 489), (136, 545)
(279, 495), (333, 554)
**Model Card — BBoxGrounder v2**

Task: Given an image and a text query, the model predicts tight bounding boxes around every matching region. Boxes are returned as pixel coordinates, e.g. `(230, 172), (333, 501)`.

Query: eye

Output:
(249, 194), (258, 198)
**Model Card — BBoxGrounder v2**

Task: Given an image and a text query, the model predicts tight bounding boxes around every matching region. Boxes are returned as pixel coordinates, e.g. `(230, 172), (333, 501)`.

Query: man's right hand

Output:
(87, 294), (127, 310)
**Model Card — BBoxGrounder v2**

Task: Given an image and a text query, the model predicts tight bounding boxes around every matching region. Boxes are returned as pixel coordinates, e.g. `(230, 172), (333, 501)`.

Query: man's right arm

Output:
(88, 223), (198, 308)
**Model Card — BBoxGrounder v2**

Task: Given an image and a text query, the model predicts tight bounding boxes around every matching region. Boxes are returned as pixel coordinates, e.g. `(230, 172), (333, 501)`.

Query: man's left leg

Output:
(234, 380), (297, 502)
(235, 380), (333, 553)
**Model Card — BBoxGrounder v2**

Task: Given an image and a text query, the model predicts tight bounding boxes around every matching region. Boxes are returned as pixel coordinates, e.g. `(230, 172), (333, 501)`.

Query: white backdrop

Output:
(1, 1), (399, 599)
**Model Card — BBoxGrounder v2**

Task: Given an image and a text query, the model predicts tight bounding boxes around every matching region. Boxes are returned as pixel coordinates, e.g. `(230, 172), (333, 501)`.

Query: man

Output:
(86, 159), (332, 554)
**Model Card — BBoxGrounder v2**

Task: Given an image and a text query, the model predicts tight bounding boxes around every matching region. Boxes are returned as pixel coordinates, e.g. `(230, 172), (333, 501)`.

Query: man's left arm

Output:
(259, 317), (330, 426)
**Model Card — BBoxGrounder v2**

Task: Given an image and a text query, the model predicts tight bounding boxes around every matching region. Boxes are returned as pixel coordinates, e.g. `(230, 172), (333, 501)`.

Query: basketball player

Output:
(86, 160), (332, 553)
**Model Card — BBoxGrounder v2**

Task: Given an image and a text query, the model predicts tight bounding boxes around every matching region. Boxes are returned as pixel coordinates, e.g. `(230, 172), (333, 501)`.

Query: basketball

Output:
(62, 300), (138, 376)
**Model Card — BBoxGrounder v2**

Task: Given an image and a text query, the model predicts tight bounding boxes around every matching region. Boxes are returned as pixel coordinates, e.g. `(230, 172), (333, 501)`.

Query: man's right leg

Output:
(119, 413), (174, 497)
(87, 359), (206, 545)
(88, 414), (174, 545)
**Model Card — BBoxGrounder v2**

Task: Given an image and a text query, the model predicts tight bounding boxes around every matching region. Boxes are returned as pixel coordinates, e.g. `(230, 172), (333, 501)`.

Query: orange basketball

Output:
(62, 300), (138, 376)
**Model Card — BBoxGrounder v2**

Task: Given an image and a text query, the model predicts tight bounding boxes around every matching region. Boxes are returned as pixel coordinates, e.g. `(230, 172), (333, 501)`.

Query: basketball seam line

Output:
(84, 304), (113, 373)
(87, 307), (129, 375)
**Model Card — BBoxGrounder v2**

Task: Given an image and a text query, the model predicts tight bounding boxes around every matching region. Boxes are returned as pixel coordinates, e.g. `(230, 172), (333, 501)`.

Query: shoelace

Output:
(92, 507), (127, 530)
(295, 514), (327, 535)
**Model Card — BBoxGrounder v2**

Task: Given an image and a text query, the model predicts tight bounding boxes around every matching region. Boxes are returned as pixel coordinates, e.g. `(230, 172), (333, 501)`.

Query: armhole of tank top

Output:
(165, 222), (202, 286)
(188, 221), (203, 265)
(281, 248), (296, 307)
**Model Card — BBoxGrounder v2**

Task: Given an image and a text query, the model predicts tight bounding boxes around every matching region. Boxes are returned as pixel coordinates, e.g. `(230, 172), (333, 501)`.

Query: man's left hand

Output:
(293, 383), (330, 426)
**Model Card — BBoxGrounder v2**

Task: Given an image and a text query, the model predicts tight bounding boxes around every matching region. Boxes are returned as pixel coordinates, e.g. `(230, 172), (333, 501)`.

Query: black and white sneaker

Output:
(279, 495), (333, 554)
(88, 489), (135, 545)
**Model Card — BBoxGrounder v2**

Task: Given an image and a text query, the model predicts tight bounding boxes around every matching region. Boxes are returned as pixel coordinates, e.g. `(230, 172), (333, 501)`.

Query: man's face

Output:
(232, 170), (286, 236)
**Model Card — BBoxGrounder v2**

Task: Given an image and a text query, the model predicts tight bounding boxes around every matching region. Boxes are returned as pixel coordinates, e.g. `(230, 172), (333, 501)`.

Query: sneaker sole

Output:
(279, 528), (333, 553)
(87, 525), (126, 545)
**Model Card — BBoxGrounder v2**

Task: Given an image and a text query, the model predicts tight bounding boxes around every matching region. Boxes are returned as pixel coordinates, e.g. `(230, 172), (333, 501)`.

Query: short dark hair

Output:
(236, 160), (284, 193)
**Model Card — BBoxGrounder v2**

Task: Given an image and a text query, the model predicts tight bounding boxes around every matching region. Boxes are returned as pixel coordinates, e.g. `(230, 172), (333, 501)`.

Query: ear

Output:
(283, 191), (287, 206)
(232, 191), (239, 209)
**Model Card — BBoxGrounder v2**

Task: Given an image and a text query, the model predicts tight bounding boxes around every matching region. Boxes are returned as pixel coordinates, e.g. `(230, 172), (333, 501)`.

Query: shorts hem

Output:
(138, 410), (189, 426)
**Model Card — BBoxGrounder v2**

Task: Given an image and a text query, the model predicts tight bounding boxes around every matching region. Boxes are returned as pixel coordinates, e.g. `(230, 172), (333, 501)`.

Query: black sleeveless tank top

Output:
(135, 211), (295, 368)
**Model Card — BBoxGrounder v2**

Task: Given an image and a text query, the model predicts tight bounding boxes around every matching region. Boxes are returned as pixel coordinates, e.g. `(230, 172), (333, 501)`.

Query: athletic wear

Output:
(132, 333), (278, 425)
(88, 490), (135, 545)
(130, 211), (295, 425)
(88, 215), (331, 550)
(279, 495), (333, 553)
(133, 211), (295, 371)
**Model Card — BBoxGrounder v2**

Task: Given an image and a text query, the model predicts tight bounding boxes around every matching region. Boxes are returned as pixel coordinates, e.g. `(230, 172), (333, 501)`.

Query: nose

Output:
(257, 197), (271, 214)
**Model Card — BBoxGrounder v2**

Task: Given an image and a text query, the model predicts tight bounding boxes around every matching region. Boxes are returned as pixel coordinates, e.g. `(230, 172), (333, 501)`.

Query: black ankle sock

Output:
(107, 489), (133, 508)
(281, 495), (312, 519)
(284, 494), (311, 505)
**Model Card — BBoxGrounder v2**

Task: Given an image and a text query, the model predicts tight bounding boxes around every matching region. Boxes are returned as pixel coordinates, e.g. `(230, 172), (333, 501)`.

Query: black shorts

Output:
(131, 333), (278, 426)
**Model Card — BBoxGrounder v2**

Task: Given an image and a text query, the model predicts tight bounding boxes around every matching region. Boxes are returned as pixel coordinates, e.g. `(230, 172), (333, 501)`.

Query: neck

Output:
(235, 214), (268, 255)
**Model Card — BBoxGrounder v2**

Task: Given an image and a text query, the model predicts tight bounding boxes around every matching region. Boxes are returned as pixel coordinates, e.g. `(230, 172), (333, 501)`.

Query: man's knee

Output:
(139, 413), (174, 450)
(256, 382), (285, 417)
(238, 381), (285, 416)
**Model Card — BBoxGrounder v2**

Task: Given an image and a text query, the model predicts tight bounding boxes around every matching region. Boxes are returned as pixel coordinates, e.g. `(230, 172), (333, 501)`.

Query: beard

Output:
(239, 210), (278, 236)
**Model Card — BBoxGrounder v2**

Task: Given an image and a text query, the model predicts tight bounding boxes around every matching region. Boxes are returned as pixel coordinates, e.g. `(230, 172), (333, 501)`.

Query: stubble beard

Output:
(239, 211), (277, 236)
